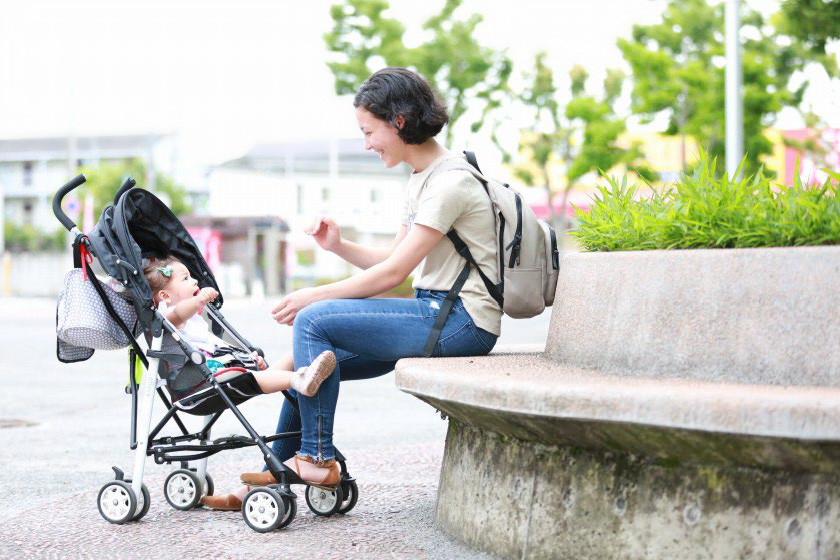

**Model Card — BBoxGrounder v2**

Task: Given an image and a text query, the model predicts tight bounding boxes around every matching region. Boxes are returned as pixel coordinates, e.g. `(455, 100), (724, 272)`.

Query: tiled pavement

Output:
(0, 297), (548, 559)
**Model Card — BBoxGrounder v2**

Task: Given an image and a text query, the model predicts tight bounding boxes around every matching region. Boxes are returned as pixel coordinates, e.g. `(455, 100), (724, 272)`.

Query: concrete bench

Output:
(395, 246), (840, 560)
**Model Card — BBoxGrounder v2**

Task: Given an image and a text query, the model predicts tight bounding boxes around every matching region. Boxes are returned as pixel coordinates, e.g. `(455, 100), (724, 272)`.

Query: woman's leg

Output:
(291, 293), (496, 464)
(269, 351), (300, 462)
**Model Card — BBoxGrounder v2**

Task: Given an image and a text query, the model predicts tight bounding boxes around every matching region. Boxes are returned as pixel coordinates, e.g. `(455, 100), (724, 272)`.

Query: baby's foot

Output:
(290, 351), (336, 397)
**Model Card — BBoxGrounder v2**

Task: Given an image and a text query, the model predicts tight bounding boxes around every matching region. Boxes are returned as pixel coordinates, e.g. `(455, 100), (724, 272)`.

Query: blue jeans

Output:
(269, 290), (497, 463)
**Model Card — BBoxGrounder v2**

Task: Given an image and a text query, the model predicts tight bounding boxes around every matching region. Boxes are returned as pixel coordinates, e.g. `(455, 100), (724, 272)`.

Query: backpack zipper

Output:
(506, 193), (523, 267)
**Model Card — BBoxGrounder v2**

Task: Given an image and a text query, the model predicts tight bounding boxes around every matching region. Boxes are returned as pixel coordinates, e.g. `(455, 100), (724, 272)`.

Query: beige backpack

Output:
(422, 151), (560, 356)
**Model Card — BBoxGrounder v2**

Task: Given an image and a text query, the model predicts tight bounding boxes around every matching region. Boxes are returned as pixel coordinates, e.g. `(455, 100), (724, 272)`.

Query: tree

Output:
(776, 0), (840, 54)
(77, 159), (192, 220)
(324, 0), (512, 145)
(513, 53), (576, 230)
(514, 55), (651, 232)
(618, 0), (838, 177)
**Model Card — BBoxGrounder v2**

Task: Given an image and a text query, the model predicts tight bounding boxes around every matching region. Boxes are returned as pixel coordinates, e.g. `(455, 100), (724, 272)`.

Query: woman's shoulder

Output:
(428, 156), (482, 189)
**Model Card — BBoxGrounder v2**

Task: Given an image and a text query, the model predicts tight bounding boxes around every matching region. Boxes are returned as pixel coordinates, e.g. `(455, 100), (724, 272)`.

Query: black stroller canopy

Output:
(86, 188), (221, 326)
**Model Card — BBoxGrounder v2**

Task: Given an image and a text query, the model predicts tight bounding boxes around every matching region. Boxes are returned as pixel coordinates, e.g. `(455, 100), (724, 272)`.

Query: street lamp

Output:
(725, 0), (744, 179)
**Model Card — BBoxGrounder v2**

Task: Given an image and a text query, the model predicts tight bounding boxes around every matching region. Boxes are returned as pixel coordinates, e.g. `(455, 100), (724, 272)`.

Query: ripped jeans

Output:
(269, 290), (498, 463)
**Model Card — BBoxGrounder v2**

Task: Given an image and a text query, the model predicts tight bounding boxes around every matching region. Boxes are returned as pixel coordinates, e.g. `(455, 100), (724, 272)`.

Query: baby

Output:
(144, 256), (334, 397)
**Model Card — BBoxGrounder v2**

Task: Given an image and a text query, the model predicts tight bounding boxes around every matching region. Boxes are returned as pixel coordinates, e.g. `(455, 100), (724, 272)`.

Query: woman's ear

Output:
(394, 115), (405, 130)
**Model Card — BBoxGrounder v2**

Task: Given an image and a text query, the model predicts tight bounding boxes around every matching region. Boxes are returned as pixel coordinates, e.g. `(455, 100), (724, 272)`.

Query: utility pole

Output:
(725, 0), (743, 179)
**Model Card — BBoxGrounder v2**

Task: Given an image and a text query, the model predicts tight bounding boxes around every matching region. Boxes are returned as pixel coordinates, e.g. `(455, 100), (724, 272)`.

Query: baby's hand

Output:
(251, 352), (267, 370)
(196, 287), (219, 305)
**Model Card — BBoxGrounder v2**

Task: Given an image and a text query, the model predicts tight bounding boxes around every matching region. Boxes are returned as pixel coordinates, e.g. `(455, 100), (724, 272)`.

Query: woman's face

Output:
(356, 106), (405, 168)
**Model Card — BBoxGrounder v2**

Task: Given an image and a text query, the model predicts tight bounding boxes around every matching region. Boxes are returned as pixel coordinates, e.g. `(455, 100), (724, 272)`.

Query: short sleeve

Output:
(401, 195), (409, 226)
(412, 170), (473, 234)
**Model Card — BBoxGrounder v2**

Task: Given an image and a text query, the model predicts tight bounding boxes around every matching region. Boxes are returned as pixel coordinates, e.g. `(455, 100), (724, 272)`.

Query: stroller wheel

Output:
(97, 480), (137, 524)
(305, 484), (344, 517)
(164, 469), (202, 510)
(338, 479), (358, 514)
(242, 487), (286, 533)
(278, 493), (297, 529)
(124, 480), (151, 521)
(202, 473), (215, 497)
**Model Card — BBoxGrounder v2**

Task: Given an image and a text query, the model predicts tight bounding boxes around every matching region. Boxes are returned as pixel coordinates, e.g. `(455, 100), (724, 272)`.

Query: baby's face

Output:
(162, 262), (200, 305)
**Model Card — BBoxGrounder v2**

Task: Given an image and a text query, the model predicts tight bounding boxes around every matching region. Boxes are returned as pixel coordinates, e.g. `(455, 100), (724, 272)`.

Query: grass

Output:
(571, 154), (840, 252)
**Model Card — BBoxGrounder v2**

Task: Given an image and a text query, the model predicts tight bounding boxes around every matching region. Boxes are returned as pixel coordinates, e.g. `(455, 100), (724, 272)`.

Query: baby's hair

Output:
(144, 256), (181, 302)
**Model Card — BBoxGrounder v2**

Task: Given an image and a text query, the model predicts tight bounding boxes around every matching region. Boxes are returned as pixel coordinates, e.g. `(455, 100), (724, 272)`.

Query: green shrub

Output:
(571, 154), (840, 252)
(4, 223), (67, 253)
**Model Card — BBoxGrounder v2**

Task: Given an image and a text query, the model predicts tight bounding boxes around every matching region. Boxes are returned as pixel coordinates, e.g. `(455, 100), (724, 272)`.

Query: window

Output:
(22, 161), (33, 187)
(321, 187), (330, 202)
(296, 184), (304, 215)
(370, 189), (381, 203)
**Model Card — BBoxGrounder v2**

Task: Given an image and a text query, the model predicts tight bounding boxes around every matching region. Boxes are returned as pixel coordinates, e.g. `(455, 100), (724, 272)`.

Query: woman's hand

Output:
(306, 216), (341, 252)
(271, 286), (320, 326)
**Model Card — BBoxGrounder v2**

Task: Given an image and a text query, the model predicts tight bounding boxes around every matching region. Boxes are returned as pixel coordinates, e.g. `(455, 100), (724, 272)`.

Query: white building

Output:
(207, 139), (409, 285)
(0, 133), (176, 233)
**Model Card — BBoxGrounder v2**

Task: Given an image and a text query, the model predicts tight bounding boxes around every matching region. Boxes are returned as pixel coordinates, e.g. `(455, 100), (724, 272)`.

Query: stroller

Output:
(53, 175), (358, 532)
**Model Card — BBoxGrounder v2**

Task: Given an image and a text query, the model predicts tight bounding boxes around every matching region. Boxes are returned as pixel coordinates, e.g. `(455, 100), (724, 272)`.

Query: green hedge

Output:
(4, 223), (66, 253)
(571, 155), (840, 252)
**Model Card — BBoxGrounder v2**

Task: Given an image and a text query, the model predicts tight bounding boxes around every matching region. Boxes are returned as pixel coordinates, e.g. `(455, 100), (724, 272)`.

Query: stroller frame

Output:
(54, 175), (358, 532)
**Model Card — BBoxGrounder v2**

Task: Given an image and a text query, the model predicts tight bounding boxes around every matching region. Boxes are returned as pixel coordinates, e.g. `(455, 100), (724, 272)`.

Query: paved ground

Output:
(0, 296), (550, 560)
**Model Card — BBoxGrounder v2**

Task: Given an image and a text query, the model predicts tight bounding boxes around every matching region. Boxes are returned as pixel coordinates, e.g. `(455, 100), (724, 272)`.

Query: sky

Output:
(1, 0), (837, 181)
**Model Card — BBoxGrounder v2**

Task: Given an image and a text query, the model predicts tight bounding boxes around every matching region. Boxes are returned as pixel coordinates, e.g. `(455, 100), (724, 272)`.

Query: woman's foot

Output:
(283, 455), (340, 488)
(240, 455), (340, 488)
(200, 493), (243, 511)
(290, 351), (336, 397)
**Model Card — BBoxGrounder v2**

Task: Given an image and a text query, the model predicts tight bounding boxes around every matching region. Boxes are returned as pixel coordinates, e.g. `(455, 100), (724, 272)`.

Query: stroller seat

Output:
(173, 367), (263, 416)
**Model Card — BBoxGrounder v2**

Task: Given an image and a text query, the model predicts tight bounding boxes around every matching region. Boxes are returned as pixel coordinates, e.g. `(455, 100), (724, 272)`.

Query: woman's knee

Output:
(294, 299), (346, 335)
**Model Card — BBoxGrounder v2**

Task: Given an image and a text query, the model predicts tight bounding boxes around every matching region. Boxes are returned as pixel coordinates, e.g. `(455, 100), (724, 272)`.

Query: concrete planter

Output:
(396, 245), (840, 560)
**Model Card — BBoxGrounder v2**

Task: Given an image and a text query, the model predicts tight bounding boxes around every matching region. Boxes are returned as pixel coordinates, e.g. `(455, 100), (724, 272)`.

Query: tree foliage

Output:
(515, 54), (652, 231)
(776, 0), (840, 54)
(77, 159), (191, 220)
(324, 0), (512, 145)
(618, 0), (838, 177)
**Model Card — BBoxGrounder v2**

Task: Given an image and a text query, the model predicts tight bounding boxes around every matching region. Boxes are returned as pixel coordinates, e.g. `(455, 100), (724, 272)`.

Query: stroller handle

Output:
(53, 174), (87, 232)
(113, 176), (136, 205)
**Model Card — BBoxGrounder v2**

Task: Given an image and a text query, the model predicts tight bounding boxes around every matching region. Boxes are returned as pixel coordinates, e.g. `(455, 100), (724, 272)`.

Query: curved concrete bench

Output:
(395, 246), (840, 560)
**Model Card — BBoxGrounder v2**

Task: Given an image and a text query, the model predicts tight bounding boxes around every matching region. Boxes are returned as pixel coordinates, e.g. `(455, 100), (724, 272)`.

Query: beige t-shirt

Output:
(402, 153), (502, 336)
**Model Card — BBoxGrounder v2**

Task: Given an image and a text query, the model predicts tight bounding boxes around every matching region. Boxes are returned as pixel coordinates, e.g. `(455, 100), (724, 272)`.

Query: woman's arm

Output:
(308, 216), (407, 270)
(271, 224), (442, 325)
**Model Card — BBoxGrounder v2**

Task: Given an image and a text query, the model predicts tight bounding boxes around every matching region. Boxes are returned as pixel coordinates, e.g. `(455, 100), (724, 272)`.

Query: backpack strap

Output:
(421, 260), (471, 357)
(464, 150), (482, 174)
(447, 231), (504, 308)
(420, 150), (504, 357)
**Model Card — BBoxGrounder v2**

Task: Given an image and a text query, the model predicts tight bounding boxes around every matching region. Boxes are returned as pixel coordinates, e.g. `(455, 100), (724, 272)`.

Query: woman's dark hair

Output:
(353, 67), (449, 145)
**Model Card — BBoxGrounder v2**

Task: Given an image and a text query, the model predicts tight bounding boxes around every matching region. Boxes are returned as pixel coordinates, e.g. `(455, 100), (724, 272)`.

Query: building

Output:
(765, 127), (840, 185)
(0, 133), (176, 234)
(207, 138), (409, 292)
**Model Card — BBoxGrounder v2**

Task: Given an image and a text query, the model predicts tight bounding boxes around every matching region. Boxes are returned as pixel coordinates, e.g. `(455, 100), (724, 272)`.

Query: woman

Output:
(202, 67), (501, 510)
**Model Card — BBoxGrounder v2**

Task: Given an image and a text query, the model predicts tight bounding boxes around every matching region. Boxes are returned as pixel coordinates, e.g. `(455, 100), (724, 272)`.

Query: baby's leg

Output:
(254, 350), (336, 397)
(276, 351), (294, 371)
(253, 362), (293, 393)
